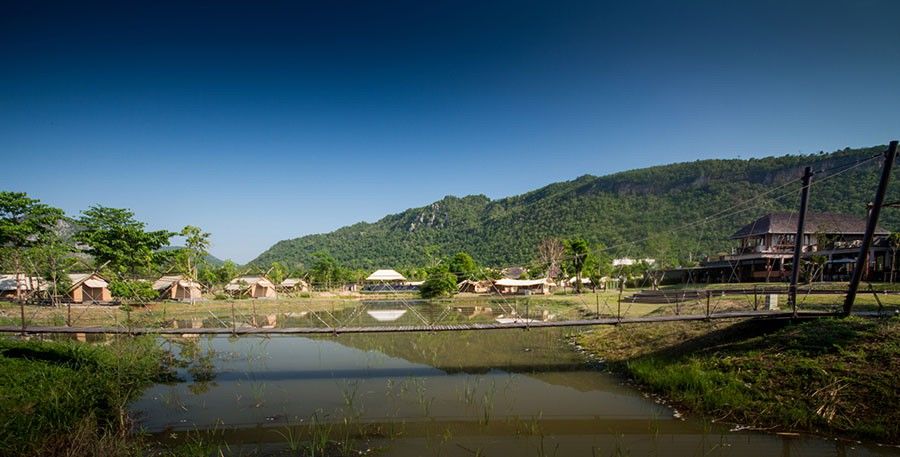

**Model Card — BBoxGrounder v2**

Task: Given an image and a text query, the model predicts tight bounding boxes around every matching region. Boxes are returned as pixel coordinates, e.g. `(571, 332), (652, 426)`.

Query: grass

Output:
(576, 316), (900, 443)
(0, 335), (173, 456)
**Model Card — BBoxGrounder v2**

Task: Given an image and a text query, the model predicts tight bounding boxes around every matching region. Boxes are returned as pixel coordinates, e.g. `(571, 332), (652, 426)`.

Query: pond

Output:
(132, 302), (899, 456)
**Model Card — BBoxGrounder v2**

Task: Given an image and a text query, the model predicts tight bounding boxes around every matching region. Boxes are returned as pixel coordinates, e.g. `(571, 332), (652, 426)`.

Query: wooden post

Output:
(706, 290), (711, 319)
(67, 302), (72, 327)
(845, 141), (898, 315)
(231, 301), (237, 335)
(788, 166), (813, 317)
(525, 300), (529, 331)
(20, 301), (26, 336)
(753, 285), (758, 311)
(596, 294), (600, 319)
(126, 307), (132, 334)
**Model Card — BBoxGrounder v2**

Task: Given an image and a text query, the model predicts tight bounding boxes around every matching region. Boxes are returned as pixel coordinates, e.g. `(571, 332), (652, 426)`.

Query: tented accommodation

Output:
(457, 279), (491, 294)
(279, 278), (309, 292)
(365, 269), (407, 283)
(226, 276), (277, 299)
(493, 278), (555, 295)
(153, 275), (203, 301)
(364, 269), (413, 292)
(67, 273), (111, 303)
(0, 274), (47, 300)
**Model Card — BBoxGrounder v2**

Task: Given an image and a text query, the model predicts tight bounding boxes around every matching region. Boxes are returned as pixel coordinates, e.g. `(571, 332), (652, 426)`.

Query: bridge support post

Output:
(845, 141), (898, 315)
(788, 166), (813, 317)
(706, 290), (711, 319)
(20, 301), (25, 336)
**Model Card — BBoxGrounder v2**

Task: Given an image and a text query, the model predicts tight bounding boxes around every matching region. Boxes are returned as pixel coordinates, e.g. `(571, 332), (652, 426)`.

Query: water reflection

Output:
(131, 322), (899, 456)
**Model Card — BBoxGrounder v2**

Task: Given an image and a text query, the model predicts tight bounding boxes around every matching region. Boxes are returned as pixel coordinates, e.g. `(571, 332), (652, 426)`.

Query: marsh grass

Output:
(0, 335), (172, 456)
(577, 316), (900, 443)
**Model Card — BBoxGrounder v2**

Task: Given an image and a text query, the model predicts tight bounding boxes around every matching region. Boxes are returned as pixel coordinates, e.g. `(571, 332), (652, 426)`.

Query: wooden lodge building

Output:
(667, 212), (891, 283)
(493, 278), (556, 295)
(67, 273), (111, 303)
(153, 275), (203, 301)
(226, 276), (277, 299)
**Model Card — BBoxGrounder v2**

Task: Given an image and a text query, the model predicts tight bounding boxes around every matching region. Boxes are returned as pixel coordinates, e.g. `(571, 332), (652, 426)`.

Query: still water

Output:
(132, 302), (899, 456)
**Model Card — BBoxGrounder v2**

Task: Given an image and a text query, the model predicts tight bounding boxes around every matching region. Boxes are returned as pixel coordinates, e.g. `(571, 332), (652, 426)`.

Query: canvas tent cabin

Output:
(67, 273), (111, 304)
(153, 275), (203, 301)
(279, 278), (309, 292)
(226, 276), (277, 299)
(0, 274), (47, 300)
(493, 278), (555, 295)
(457, 279), (492, 294)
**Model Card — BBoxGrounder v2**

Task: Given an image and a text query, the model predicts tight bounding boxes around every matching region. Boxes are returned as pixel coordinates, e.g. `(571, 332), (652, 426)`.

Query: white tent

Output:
(366, 309), (407, 322)
(366, 269), (407, 282)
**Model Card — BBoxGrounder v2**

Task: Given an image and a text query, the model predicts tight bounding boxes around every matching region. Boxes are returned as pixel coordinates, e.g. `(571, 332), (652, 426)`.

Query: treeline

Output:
(252, 145), (900, 269)
(0, 192), (221, 300)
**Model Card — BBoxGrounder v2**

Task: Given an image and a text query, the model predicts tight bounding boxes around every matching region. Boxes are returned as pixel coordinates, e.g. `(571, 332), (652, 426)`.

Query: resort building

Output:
(0, 274), (47, 300)
(153, 275), (203, 301)
(668, 212), (891, 283)
(279, 278), (309, 292)
(493, 278), (555, 295)
(364, 269), (418, 292)
(225, 276), (277, 299)
(458, 279), (492, 294)
(67, 273), (111, 303)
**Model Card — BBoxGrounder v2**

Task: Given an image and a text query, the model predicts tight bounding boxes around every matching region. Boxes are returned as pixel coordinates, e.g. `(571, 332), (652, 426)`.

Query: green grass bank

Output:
(576, 316), (900, 443)
(0, 336), (172, 456)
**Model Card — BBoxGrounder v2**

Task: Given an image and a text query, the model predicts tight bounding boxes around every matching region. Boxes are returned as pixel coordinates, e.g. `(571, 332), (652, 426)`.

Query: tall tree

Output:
(179, 225), (211, 280)
(0, 192), (65, 301)
(537, 238), (565, 280)
(75, 206), (173, 278)
(447, 251), (478, 282)
(565, 238), (590, 293)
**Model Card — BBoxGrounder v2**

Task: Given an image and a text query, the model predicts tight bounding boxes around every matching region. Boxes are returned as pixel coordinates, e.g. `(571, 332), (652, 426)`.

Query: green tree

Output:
(75, 206), (174, 278)
(310, 251), (340, 289)
(215, 260), (239, 287)
(420, 264), (458, 299)
(565, 238), (590, 293)
(447, 251), (478, 282)
(179, 225), (210, 281)
(268, 261), (287, 286)
(0, 192), (66, 301)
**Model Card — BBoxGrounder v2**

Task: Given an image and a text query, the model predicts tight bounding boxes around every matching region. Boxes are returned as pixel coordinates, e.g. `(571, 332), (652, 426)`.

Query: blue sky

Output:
(2, 0), (899, 262)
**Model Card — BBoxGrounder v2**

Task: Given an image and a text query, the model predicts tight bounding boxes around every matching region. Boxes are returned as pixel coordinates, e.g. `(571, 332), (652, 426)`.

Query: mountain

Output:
(252, 145), (900, 269)
(159, 246), (226, 266)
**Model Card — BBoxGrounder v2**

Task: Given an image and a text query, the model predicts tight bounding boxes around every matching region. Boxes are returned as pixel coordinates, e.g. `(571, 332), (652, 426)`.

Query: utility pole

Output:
(845, 141), (898, 315)
(788, 166), (813, 316)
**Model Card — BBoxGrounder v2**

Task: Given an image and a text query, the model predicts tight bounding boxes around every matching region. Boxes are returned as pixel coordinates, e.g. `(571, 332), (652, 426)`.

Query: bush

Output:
(108, 279), (158, 301)
(420, 265), (458, 299)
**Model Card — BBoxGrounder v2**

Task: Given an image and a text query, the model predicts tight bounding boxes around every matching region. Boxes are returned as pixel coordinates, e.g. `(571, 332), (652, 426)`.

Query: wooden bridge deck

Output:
(0, 310), (840, 335)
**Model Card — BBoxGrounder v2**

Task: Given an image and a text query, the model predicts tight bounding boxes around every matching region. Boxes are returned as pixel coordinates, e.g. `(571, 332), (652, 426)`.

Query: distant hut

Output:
(458, 279), (491, 294)
(226, 276), (277, 299)
(153, 275), (203, 301)
(279, 278), (309, 292)
(67, 273), (111, 303)
(493, 278), (555, 295)
(0, 274), (47, 300)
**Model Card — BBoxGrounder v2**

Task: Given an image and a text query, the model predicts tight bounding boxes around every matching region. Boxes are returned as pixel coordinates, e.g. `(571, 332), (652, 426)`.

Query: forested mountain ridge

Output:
(252, 145), (899, 269)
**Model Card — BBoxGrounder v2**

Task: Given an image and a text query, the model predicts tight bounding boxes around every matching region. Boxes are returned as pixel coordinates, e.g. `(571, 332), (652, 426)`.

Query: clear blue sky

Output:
(2, 1), (899, 263)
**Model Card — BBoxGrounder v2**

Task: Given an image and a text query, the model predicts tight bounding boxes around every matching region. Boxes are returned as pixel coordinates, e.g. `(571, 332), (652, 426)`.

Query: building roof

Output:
(67, 273), (109, 289)
(567, 276), (592, 284)
(153, 275), (201, 291)
(0, 274), (47, 292)
(226, 276), (274, 291)
(366, 269), (406, 281)
(495, 278), (553, 287)
(280, 278), (308, 287)
(731, 212), (888, 239)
